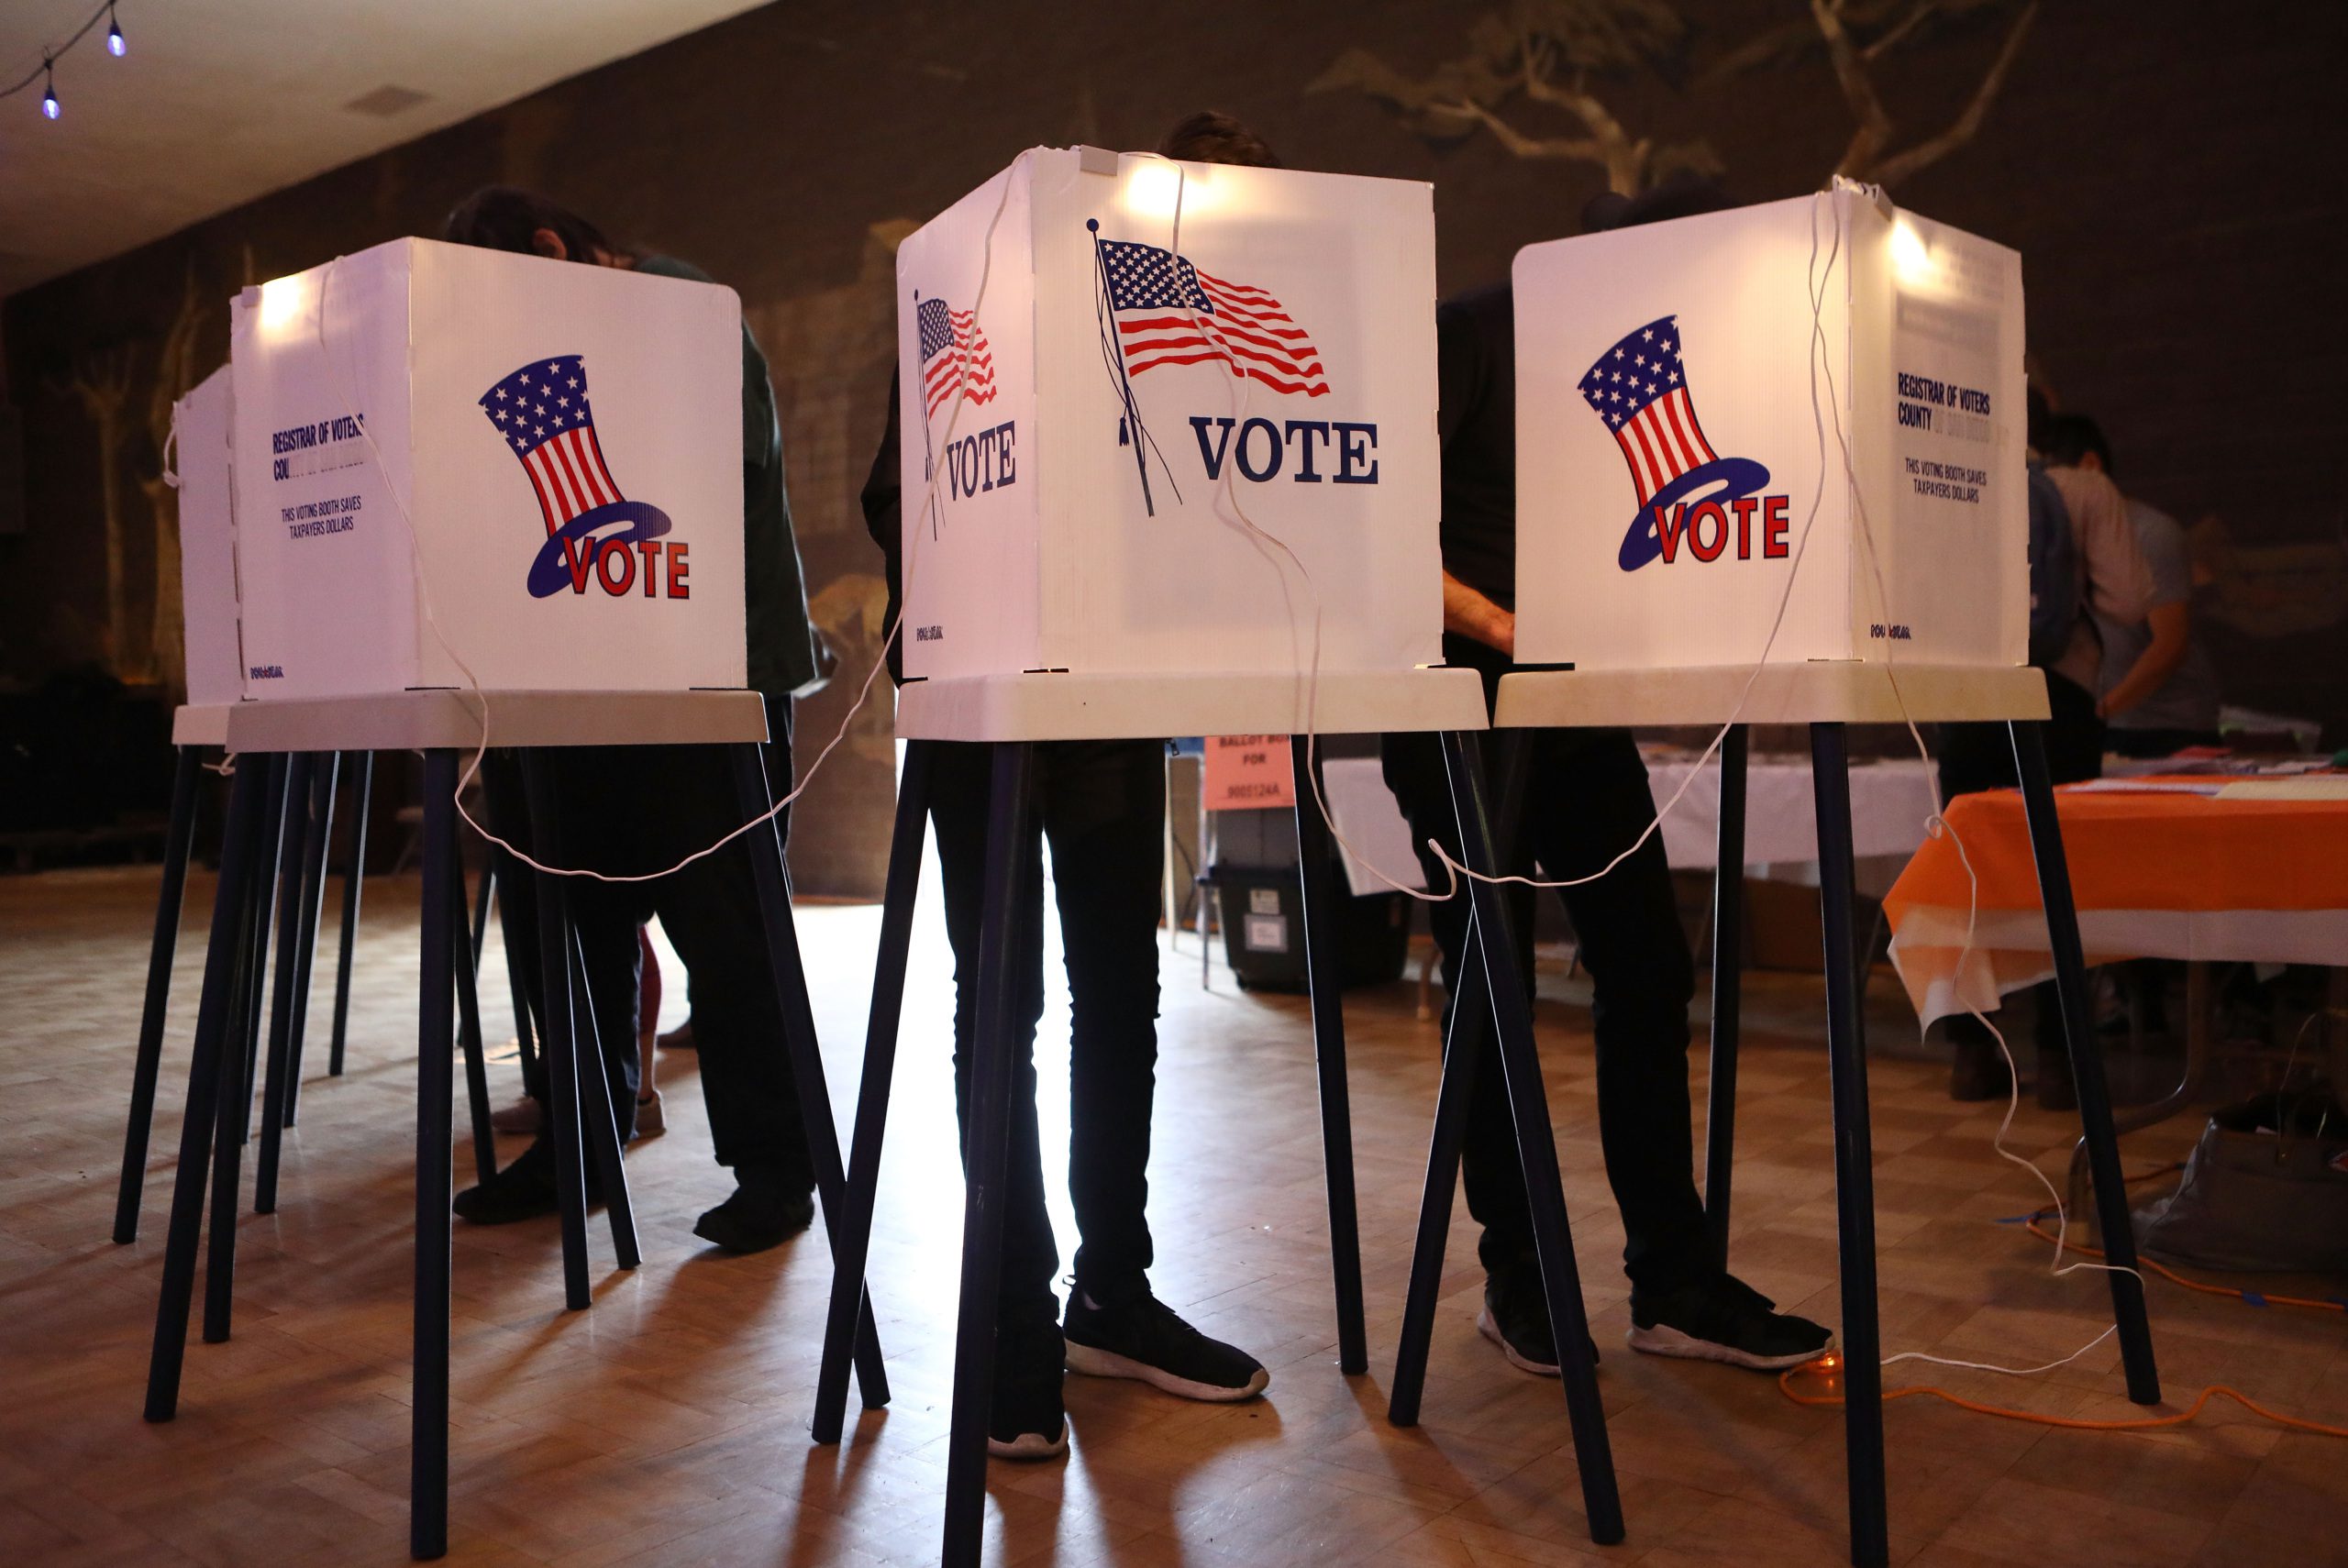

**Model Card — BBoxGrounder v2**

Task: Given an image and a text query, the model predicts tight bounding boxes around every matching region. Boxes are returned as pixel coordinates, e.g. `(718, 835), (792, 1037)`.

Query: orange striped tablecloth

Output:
(1883, 778), (2348, 1025)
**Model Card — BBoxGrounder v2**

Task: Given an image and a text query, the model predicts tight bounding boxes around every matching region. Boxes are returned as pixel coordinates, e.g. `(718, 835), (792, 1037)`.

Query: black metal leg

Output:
(493, 845), (539, 1086)
(520, 754), (593, 1311)
(282, 751), (339, 1128)
(116, 744), (204, 1244)
(942, 741), (1036, 1568)
(414, 748), (459, 1561)
(1440, 731), (1623, 1547)
(1290, 734), (1368, 1377)
(1810, 723), (1887, 1568)
(813, 739), (935, 1445)
(329, 751), (374, 1078)
(471, 853), (495, 971)
(1704, 723), (1748, 1272)
(1390, 732), (1529, 1428)
(449, 849), (497, 1189)
(255, 754), (320, 1216)
(2008, 720), (2160, 1405)
(729, 741), (887, 1408)
(568, 922), (641, 1271)
(146, 757), (271, 1422)
(238, 758), (293, 1145)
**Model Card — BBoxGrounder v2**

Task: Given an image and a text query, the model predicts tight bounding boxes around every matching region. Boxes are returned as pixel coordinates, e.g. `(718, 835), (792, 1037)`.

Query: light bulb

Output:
(107, 20), (126, 57)
(40, 62), (58, 119)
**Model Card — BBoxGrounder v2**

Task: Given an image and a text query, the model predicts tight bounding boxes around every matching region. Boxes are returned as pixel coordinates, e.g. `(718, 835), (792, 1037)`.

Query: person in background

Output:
(2038, 414), (2224, 756)
(855, 113), (1281, 1462)
(445, 186), (821, 1251)
(1938, 390), (2154, 1104)
(1379, 178), (1836, 1376)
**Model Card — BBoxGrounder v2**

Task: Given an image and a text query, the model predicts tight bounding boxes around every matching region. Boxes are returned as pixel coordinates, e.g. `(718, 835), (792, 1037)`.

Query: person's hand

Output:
(1485, 608), (1516, 659)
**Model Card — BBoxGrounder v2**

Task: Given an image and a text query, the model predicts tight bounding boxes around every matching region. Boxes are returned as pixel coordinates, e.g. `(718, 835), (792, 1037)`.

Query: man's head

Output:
(1158, 111), (1281, 169)
(2039, 413), (2113, 477)
(1582, 175), (1733, 235)
(443, 186), (626, 268)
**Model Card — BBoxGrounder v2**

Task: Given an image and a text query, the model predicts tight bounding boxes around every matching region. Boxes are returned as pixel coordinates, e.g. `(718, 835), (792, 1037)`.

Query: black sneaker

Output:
(990, 1320), (1068, 1461)
(453, 1138), (598, 1225)
(1063, 1290), (1268, 1402)
(691, 1166), (815, 1253)
(1475, 1264), (1600, 1377)
(1627, 1274), (1834, 1372)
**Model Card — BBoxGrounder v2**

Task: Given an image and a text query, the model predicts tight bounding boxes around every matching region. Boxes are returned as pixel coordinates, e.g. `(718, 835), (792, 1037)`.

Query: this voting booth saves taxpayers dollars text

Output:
(174, 366), (243, 709)
(229, 238), (747, 700)
(894, 147), (1441, 681)
(1512, 186), (2027, 672)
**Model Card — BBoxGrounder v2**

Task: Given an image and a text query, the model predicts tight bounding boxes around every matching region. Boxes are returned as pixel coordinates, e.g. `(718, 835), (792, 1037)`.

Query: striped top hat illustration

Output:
(479, 355), (672, 598)
(1578, 315), (1772, 571)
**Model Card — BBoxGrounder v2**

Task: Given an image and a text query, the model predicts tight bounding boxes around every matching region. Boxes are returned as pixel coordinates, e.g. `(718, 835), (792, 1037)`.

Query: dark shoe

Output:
(989, 1321), (1069, 1461)
(1628, 1274), (1834, 1372)
(692, 1167), (814, 1253)
(1475, 1264), (1599, 1377)
(452, 1139), (582, 1225)
(1949, 1032), (2014, 1101)
(657, 1019), (695, 1052)
(1063, 1289), (1268, 1401)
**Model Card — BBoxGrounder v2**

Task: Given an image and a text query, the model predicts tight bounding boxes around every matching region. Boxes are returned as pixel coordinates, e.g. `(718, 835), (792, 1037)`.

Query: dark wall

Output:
(6, 0), (2342, 889)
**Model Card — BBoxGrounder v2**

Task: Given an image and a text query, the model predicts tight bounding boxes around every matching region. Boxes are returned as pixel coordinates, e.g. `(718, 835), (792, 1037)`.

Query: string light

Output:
(106, 5), (126, 58)
(4, 3), (139, 121)
(41, 55), (59, 120)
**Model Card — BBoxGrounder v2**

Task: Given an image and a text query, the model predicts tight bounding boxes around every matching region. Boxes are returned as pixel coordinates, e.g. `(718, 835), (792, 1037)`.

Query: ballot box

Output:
(893, 146), (1441, 682)
(1512, 183), (2027, 672)
(228, 238), (746, 700)
(174, 366), (244, 709)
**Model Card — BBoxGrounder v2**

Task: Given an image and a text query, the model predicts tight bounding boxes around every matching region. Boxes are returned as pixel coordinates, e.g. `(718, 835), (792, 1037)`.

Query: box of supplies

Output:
(174, 365), (244, 709)
(893, 146), (1441, 682)
(1512, 185), (2027, 672)
(228, 237), (746, 699)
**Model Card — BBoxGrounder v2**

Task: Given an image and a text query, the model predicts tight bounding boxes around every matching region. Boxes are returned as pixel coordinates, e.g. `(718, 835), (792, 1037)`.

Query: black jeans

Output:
(1381, 706), (1709, 1298)
(928, 739), (1165, 1332)
(484, 699), (814, 1190)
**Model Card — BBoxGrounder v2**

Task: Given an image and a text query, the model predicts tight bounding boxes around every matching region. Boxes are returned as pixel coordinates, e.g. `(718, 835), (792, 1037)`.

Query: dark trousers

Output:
(1381, 716), (1709, 1297)
(928, 738), (1165, 1331)
(485, 700), (814, 1187)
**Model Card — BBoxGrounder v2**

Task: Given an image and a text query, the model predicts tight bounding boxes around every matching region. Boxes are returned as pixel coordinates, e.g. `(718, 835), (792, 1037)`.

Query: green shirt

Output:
(636, 255), (818, 698)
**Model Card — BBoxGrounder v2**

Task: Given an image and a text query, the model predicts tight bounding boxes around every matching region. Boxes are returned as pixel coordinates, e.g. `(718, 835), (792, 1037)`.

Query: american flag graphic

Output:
(1098, 238), (1329, 397)
(918, 296), (998, 417)
(478, 356), (625, 536)
(1578, 315), (1720, 505)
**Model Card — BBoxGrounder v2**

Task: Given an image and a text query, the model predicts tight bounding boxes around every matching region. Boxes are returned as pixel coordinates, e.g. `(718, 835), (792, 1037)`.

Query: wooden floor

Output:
(2, 863), (2342, 1568)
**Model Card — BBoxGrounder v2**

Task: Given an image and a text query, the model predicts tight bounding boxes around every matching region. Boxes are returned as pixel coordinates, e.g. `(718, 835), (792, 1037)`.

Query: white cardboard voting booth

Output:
(229, 238), (746, 700)
(1512, 186), (2026, 673)
(174, 366), (244, 711)
(893, 147), (1442, 684)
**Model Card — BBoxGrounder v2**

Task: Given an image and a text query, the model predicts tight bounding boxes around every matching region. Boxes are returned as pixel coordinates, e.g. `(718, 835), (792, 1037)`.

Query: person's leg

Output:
(635, 926), (663, 1134)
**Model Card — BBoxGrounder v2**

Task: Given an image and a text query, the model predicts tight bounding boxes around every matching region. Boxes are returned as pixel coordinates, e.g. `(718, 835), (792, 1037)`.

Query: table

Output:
(1385, 662), (2160, 1568)
(1643, 752), (1936, 871)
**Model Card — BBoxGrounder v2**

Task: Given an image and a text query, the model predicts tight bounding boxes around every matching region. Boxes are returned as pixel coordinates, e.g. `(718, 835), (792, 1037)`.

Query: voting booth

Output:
(228, 238), (746, 700)
(1512, 184), (2027, 672)
(174, 366), (244, 710)
(893, 146), (1441, 682)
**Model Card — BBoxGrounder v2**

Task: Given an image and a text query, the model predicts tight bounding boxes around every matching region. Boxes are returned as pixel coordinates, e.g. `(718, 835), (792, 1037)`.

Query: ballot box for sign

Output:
(229, 239), (746, 700)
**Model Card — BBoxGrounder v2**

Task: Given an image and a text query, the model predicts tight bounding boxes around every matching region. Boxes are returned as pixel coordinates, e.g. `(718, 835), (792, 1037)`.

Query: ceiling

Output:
(0, 0), (773, 299)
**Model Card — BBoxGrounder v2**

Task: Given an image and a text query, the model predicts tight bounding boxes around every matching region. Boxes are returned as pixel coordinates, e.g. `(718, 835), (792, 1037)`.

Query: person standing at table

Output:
(1379, 180), (1835, 1375)
(857, 115), (1279, 1461)
(443, 186), (823, 1252)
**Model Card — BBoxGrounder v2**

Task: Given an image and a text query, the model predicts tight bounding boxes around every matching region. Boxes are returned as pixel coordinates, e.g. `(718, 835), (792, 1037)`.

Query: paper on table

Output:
(2067, 778), (2225, 796)
(2214, 778), (2348, 802)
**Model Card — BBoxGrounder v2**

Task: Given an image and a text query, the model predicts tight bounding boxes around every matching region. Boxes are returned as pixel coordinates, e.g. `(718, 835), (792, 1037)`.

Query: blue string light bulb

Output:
(106, 5), (126, 57)
(41, 54), (59, 118)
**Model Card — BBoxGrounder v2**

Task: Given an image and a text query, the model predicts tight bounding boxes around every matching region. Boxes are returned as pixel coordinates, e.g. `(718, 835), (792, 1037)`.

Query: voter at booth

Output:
(1379, 181), (1835, 1375)
(440, 186), (825, 1253)
(855, 114), (1289, 1462)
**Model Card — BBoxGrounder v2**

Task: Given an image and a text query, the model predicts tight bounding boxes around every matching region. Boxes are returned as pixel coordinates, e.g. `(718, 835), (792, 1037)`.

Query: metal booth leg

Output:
(256, 753), (322, 1214)
(413, 747), (460, 1560)
(237, 757), (294, 1146)
(329, 750), (375, 1078)
(145, 754), (271, 1421)
(1289, 734), (1368, 1376)
(519, 753), (593, 1311)
(813, 738), (936, 1445)
(1703, 723), (1749, 1271)
(1389, 731), (1529, 1428)
(1809, 723), (1887, 1568)
(282, 751), (340, 1127)
(450, 845), (498, 1188)
(567, 922), (641, 1270)
(494, 845), (540, 1088)
(116, 743), (205, 1244)
(2008, 721), (2160, 1405)
(941, 742), (1036, 1568)
(1440, 730), (1623, 1547)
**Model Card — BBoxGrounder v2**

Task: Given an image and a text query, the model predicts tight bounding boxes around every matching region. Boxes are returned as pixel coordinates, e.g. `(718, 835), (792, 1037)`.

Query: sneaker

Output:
(691, 1166), (814, 1253)
(1474, 1264), (1599, 1377)
(634, 1090), (665, 1137)
(989, 1321), (1069, 1461)
(1063, 1289), (1268, 1402)
(1627, 1274), (1834, 1372)
(453, 1138), (597, 1225)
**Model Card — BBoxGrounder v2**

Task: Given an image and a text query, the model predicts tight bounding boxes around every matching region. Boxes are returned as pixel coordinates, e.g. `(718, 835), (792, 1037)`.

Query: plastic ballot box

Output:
(1512, 184), (2027, 672)
(174, 365), (244, 709)
(893, 146), (1441, 681)
(228, 238), (747, 700)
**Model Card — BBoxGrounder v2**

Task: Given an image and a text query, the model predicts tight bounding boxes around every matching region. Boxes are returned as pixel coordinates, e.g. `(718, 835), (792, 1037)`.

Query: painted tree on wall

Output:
(60, 345), (140, 680)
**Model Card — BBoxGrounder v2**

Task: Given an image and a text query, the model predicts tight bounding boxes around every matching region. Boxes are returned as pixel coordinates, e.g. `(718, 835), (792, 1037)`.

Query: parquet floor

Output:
(2, 863), (2342, 1567)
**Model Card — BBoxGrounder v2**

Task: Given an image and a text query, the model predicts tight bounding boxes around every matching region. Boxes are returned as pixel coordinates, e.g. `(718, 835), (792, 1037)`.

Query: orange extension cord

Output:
(1774, 1165), (2348, 1440)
